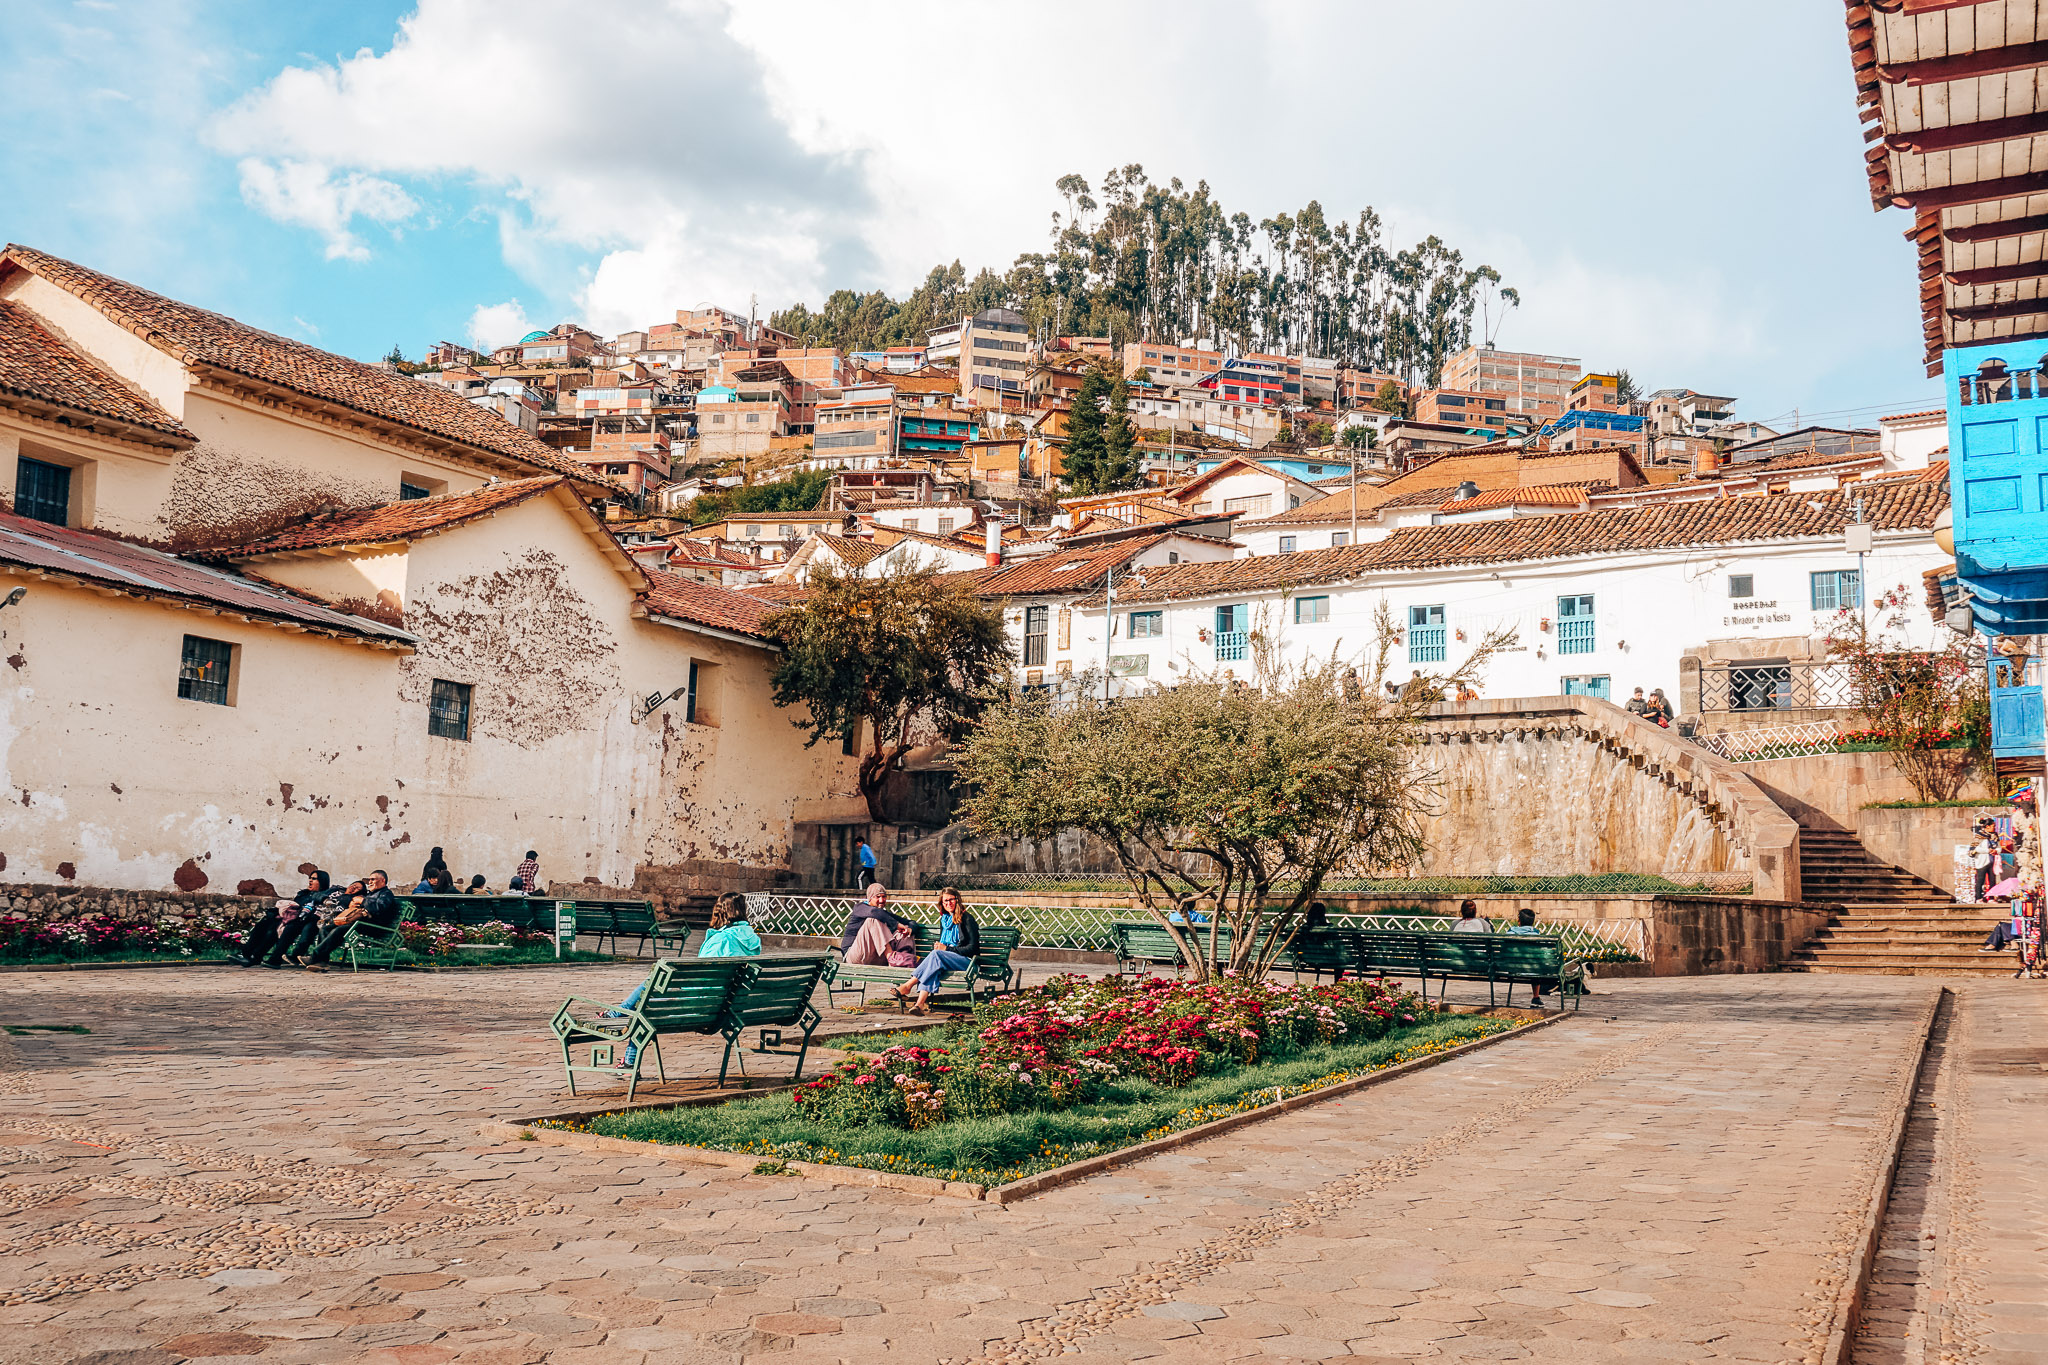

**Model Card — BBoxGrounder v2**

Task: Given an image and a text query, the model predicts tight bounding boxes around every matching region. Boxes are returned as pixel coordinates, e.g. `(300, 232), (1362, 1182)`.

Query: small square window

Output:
(1130, 611), (1164, 638)
(1295, 596), (1330, 624)
(399, 481), (434, 501)
(1331, 531), (1350, 548)
(178, 635), (235, 706)
(1278, 535), (1298, 553)
(429, 679), (472, 739)
(16, 457), (72, 526)
(1728, 574), (1754, 598)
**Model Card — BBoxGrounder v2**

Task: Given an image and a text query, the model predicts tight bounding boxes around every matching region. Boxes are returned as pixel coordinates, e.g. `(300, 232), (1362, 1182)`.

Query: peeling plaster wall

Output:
(0, 493), (859, 894)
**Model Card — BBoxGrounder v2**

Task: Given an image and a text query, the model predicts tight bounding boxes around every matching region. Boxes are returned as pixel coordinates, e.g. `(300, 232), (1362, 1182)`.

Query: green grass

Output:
(1861, 798), (2005, 810)
(571, 1012), (1518, 1187)
(0, 944), (244, 966)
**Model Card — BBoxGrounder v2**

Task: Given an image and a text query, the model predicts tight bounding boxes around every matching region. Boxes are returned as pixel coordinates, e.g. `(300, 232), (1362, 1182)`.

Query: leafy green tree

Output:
(1306, 420), (1335, 446)
(954, 613), (1511, 980)
(1061, 366), (1111, 492)
(763, 569), (1013, 822)
(1339, 424), (1377, 451)
(1371, 381), (1407, 416)
(1614, 369), (1641, 406)
(688, 470), (829, 526)
(1098, 376), (1141, 490)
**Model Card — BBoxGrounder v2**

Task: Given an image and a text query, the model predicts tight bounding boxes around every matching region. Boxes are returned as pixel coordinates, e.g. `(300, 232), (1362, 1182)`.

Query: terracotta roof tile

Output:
(1437, 484), (1593, 512)
(0, 299), (192, 443)
(639, 568), (780, 639)
(1879, 408), (1944, 423)
(0, 512), (412, 645)
(210, 477), (565, 556)
(816, 533), (884, 567)
(949, 535), (1168, 598)
(1104, 480), (1948, 606)
(2, 245), (606, 487)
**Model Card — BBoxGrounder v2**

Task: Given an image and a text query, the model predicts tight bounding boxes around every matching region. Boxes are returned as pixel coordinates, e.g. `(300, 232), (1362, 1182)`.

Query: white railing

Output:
(745, 893), (1649, 961)
(1692, 718), (1843, 761)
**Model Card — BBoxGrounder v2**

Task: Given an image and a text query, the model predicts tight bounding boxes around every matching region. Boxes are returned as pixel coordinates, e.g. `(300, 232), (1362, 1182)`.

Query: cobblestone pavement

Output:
(1853, 979), (2048, 1365)
(0, 964), (1989, 1365)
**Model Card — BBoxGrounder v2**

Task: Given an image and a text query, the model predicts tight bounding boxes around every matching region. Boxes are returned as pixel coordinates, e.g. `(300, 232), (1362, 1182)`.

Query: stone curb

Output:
(490, 1010), (1571, 1204)
(1818, 983), (1946, 1365)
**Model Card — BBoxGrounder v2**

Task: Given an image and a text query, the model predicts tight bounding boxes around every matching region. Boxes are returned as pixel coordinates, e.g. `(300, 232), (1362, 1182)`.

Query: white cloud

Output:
(209, 0), (872, 327)
(236, 158), (419, 261)
(467, 300), (531, 351)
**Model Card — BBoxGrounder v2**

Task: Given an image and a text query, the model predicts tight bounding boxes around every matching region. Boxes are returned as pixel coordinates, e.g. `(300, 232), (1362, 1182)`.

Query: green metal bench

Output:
(824, 923), (1021, 1006)
(1278, 930), (1354, 982)
(589, 902), (694, 958)
(339, 921), (411, 971)
(1109, 919), (1234, 974)
(550, 958), (750, 1100)
(1344, 929), (1584, 1010)
(716, 956), (830, 1086)
(396, 893), (551, 933)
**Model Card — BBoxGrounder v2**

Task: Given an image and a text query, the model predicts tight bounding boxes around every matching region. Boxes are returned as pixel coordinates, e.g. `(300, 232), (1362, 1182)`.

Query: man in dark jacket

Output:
(303, 870), (401, 972)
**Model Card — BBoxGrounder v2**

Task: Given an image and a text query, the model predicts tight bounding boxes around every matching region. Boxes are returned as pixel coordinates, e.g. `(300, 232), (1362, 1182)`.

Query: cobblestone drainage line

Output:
(488, 1011), (1575, 1204)
(1818, 984), (1948, 1365)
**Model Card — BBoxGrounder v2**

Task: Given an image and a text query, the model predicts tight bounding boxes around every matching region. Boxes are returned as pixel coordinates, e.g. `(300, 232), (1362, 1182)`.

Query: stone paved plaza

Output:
(2, 964), (2046, 1365)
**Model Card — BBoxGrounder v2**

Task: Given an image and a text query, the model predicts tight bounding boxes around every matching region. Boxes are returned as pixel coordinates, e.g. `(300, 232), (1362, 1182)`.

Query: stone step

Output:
(1783, 962), (2025, 976)
(1791, 946), (2016, 965)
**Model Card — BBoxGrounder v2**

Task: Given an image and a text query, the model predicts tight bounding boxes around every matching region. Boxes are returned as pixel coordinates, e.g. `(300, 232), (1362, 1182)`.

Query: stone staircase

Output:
(1784, 826), (2019, 976)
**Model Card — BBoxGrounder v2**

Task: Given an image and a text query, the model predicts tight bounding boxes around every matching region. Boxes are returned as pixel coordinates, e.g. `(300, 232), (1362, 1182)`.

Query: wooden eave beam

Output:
(1947, 260), (2048, 287)
(1877, 41), (2048, 87)
(1941, 212), (2048, 243)
(1890, 170), (2048, 210)
(1888, 110), (2048, 155)
(1947, 296), (2048, 323)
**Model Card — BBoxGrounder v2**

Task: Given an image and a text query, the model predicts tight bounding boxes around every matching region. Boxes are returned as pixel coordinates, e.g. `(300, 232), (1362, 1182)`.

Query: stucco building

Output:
(0, 245), (859, 896)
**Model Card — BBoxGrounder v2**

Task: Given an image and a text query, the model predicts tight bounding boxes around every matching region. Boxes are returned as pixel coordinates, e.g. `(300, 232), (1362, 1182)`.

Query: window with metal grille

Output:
(1810, 570), (1861, 611)
(399, 481), (433, 501)
(15, 457), (71, 526)
(1023, 605), (1048, 665)
(685, 661), (700, 724)
(1728, 573), (1754, 598)
(1408, 604), (1447, 662)
(1556, 594), (1596, 655)
(428, 679), (472, 739)
(178, 635), (234, 706)
(1296, 596), (1330, 624)
(1129, 611), (1163, 638)
(1561, 674), (1611, 700)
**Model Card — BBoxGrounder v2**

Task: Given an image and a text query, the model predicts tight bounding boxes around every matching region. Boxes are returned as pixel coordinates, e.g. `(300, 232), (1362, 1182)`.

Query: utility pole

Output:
(1102, 563), (1115, 705)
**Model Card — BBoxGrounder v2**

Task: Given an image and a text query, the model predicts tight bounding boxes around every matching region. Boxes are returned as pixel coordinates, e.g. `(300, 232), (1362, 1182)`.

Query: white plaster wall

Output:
(1070, 530), (1950, 701)
(0, 494), (858, 893)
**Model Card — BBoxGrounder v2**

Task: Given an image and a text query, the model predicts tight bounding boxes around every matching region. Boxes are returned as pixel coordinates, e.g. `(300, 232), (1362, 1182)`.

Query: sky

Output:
(1, 0), (1946, 429)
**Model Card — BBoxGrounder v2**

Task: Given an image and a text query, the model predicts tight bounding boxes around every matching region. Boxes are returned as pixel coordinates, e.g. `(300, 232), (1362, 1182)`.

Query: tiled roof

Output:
(0, 299), (193, 444)
(638, 568), (780, 639)
(1879, 408), (1944, 423)
(210, 477), (565, 556)
(1101, 481), (1949, 606)
(1726, 447), (1885, 475)
(1, 246), (606, 487)
(1248, 445), (1643, 527)
(0, 512), (413, 645)
(952, 535), (1168, 598)
(1437, 484), (1593, 512)
(816, 533), (884, 568)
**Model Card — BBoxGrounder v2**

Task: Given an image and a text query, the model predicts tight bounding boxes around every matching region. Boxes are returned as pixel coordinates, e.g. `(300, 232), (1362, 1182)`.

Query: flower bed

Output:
(397, 918), (552, 957)
(574, 975), (1521, 1184)
(0, 909), (247, 963)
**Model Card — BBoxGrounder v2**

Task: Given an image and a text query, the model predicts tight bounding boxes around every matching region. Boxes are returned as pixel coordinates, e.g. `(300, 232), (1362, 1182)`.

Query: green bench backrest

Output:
(639, 959), (748, 1032)
(605, 905), (658, 934)
(1346, 929), (1432, 974)
(975, 925), (1021, 964)
(1493, 937), (1567, 973)
(1423, 935), (1501, 975)
(1287, 932), (1353, 973)
(727, 957), (829, 1027)
(1112, 920), (1233, 966)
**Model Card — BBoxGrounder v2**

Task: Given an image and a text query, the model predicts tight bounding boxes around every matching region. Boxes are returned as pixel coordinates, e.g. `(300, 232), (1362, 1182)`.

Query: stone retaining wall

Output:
(1855, 805), (2009, 893)
(1, 883), (268, 926)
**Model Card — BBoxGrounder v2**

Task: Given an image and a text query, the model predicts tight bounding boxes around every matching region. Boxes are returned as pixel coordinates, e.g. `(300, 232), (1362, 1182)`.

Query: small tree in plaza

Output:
(954, 611), (1510, 980)
(1822, 584), (1991, 802)
(763, 568), (1013, 822)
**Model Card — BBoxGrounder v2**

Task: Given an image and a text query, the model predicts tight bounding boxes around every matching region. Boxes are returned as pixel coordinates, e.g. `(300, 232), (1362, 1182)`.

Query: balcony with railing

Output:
(1214, 630), (1248, 662)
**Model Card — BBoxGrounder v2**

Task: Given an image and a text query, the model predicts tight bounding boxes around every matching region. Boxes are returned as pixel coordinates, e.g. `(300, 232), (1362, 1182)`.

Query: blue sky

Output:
(3, 1), (1945, 428)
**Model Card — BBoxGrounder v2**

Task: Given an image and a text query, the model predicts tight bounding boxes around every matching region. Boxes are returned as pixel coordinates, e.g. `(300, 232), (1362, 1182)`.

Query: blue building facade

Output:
(1945, 340), (2048, 758)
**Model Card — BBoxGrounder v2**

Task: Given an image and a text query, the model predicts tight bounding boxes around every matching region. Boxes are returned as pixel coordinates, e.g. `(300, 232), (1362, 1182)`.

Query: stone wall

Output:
(1855, 805), (2008, 893)
(1741, 749), (1991, 830)
(1, 882), (268, 927)
(1415, 697), (1803, 901)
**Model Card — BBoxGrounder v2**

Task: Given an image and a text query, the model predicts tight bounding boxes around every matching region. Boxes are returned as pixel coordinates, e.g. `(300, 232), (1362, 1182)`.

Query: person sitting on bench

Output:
(839, 883), (917, 965)
(302, 870), (400, 972)
(240, 870), (329, 966)
(891, 888), (978, 1015)
(698, 893), (761, 958)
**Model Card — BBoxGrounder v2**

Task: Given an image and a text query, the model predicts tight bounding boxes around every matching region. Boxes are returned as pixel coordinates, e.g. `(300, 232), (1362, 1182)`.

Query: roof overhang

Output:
(1848, 0), (2048, 370)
